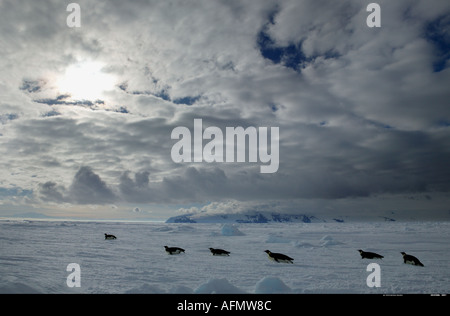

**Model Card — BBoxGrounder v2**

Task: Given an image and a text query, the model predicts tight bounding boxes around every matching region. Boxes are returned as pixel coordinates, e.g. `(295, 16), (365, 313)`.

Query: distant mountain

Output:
(165, 212), (326, 223)
(9, 212), (54, 219)
(165, 210), (450, 223)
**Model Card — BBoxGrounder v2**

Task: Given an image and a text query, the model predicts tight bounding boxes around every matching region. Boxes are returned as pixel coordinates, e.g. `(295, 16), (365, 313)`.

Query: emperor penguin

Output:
(104, 233), (117, 240)
(164, 246), (185, 255)
(264, 250), (294, 263)
(209, 248), (230, 256)
(400, 252), (424, 267)
(358, 249), (383, 259)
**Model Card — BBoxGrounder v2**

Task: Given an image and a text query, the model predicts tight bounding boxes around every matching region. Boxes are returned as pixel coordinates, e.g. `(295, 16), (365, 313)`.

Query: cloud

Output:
(38, 166), (116, 205)
(119, 171), (152, 203)
(69, 166), (116, 204)
(38, 181), (67, 203)
(1, 0), (450, 219)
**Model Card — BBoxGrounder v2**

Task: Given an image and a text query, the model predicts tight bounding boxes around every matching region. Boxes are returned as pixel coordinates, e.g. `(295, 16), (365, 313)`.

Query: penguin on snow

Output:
(400, 252), (424, 267)
(164, 246), (185, 255)
(358, 249), (383, 259)
(104, 233), (116, 240)
(209, 248), (230, 256)
(264, 250), (294, 264)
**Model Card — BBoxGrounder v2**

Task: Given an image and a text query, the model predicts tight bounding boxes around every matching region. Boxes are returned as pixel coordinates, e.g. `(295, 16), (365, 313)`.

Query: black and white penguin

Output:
(104, 233), (116, 240)
(358, 249), (383, 259)
(209, 248), (230, 256)
(264, 250), (294, 263)
(164, 246), (185, 255)
(400, 252), (424, 267)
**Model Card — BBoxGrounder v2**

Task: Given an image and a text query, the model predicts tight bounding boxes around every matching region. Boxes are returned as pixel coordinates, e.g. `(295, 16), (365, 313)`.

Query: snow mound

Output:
(194, 278), (246, 294)
(265, 234), (291, 243)
(291, 240), (315, 248)
(125, 283), (165, 294)
(175, 225), (196, 232)
(169, 285), (194, 294)
(254, 276), (292, 294)
(320, 235), (343, 247)
(152, 226), (173, 232)
(0, 281), (41, 294)
(220, 224), (245, 236)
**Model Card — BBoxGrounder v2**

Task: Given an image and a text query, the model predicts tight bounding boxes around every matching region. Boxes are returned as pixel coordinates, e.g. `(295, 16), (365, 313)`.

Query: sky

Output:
(0, 0), (449, 221)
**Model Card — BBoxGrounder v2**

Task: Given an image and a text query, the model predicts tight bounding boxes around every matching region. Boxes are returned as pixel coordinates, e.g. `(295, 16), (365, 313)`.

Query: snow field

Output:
(0, 220), (448, 294)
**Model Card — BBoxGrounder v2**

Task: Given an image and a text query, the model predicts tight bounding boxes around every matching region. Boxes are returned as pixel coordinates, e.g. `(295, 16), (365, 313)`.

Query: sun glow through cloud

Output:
(56, 61), (117, 101)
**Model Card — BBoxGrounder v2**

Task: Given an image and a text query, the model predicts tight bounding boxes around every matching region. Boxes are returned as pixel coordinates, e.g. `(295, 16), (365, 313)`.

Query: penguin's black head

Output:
(264, 250), (271, 254)
(357, 249), (363, 253)
(400, 252), (406, 256)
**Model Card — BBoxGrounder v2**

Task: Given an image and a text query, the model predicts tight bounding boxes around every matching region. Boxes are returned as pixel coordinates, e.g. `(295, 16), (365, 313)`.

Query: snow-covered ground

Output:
(0, 219), (448, 294)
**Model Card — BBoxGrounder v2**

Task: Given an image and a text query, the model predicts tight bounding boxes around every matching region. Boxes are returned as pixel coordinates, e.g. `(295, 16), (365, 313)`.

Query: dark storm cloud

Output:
(39, 166), (116, 205)
(38, 181), (67, 203)
(69, 166), (116, 204)
(119, 171), (152, 203)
